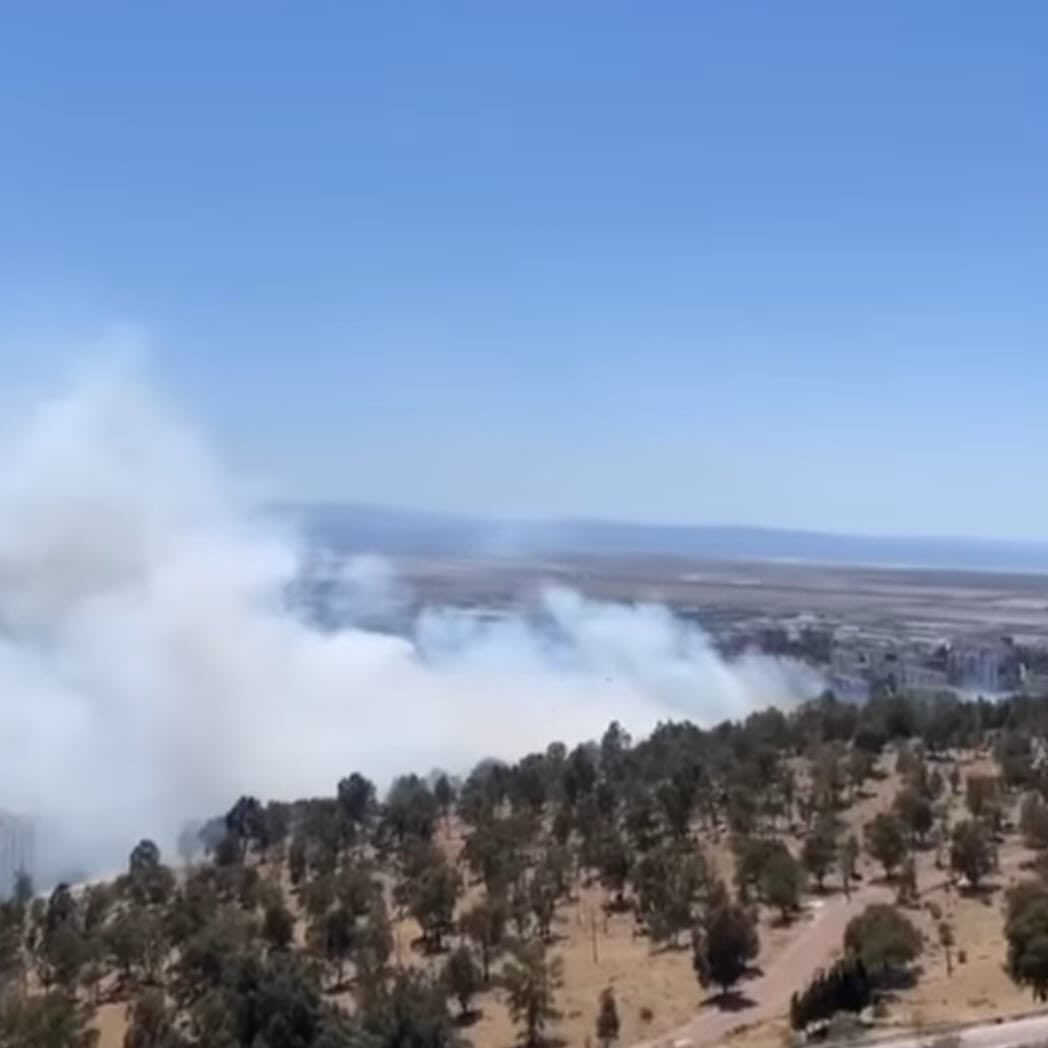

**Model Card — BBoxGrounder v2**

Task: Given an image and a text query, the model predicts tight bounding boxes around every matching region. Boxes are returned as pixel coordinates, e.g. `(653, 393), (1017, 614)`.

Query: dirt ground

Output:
(91, 751), (1044, 1048)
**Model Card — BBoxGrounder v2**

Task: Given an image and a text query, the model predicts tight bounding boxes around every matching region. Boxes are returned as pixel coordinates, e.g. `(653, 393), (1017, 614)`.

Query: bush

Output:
(639, 1006), (654, 1023)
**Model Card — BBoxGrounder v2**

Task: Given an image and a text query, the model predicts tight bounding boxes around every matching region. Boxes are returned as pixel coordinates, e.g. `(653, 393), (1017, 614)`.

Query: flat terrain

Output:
(394, 555), (1048, 643)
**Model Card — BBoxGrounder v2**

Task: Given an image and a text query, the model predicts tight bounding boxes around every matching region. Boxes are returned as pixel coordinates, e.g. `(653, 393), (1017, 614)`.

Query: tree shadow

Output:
(699, 988), (757, 1013)
(453, 1008), (482, 1028)
(867, 872), (897, 888)
(873, 965), (920, 994)
(810, 883), (843, 898)
(958, 882), (1001, 905)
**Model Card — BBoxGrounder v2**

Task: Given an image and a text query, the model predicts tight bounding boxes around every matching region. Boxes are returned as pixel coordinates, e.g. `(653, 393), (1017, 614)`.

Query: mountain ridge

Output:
(277, 502), (1048, 573)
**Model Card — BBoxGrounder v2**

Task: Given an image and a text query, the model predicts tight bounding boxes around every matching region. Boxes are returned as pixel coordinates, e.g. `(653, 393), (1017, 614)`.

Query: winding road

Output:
(633, 885), (890, 1048)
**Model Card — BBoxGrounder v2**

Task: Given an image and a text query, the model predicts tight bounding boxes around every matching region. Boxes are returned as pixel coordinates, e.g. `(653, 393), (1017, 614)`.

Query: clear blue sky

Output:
(1, 3), (1046, 539)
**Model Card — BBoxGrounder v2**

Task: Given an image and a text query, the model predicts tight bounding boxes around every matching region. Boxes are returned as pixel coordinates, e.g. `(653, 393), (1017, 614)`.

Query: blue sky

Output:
(1, 3), (1046, 539)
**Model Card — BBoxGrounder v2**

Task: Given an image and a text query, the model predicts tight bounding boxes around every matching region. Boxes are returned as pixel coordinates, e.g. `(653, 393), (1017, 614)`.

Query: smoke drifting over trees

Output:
(0, 368), (820, 877)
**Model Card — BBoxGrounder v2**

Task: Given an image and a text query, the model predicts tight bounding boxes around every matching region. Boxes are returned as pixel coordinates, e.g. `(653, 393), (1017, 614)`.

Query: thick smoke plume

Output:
(0, 370), (821, 879)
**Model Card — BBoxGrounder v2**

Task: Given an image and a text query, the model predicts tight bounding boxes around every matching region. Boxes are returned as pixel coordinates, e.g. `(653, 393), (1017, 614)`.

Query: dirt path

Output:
(631, 885), (892, 1048)
(630, 848), (1039, 1048)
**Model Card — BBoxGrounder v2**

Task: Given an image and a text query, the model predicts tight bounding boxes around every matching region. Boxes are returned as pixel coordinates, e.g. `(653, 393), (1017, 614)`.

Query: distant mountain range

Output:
(279, 502), (1048, 574)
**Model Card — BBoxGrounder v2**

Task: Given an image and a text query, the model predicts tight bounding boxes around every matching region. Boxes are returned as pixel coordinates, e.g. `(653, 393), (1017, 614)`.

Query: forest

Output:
(6, 689), (1048, 1048)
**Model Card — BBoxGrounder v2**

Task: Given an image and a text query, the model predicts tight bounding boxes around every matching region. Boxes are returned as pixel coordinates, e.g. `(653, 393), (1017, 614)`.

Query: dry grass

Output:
(92, 750), (1047, 1048)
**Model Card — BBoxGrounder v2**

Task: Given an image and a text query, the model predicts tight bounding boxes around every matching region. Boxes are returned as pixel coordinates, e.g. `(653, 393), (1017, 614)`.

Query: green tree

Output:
(1006, 881), (1048, 1001)
(263, 802), (291, 857)
(1020, 793), (1048, 850)
(434, 774), (456, 827)
(460, 896), (507, 983)
(354, 894), (394, 992)
(385, 775), (439, 844)
(224, 795), (267, 860)
(128, 839), (161, 878)
(893, 788), (934, 847)
(950, 818), (994, 890)
(597, 830), (632, 909)
(106, 907), (167, 985)
(316, 904), (356, 987)
(657, 771), (698, 839)
(802, 817), (838, 891)
(408, 853), (461, 953)
(287, 838), (307, 888)
(0, 990), (99, 1048)
(41, 923), (88, 991)
(844, 903), (921, 976)
(760, 848), (803, 923)
(529, 868), (558, 942)
(0, 902), (25, 992)
(846, 748), (875, 797)
(692, 885), (759, 996)
(864, 812), (908, 879)
(358, 969), (461, 1048)
(337, 772), (376, 829)
(733, 836), (791, 904)
(123, 988), (185, 1048)
(262, 898), (295, 952)
(634, 844), (706, 948)
(789, 956), (871, 1031)
(82, 885), (114, 937)
(442, 943), (482, 1018)
(502, 942), (563, 1048)
(965, 774), (1002, 831)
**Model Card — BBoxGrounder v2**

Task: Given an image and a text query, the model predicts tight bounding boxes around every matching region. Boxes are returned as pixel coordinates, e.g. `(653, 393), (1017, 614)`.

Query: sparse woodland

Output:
(7, 690), (1048, 1048)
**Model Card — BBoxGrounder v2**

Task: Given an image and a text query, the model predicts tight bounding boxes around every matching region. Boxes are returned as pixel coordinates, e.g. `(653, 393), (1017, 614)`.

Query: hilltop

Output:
(5, 691), (1048, 1048)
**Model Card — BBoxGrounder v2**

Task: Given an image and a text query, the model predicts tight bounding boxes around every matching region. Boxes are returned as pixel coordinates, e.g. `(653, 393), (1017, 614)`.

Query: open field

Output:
(390, 556), (1048, 643)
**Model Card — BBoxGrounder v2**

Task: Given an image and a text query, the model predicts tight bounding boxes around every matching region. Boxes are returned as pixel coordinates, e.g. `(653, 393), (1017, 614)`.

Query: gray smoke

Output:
(0, 368), (821, 879)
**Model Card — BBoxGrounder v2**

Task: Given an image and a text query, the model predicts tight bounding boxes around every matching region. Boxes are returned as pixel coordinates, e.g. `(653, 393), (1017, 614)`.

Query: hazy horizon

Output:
(287, 497), (1048, 548)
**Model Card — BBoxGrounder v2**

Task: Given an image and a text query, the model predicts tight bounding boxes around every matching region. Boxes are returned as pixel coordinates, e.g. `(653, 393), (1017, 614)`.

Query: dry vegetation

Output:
(7, 692), (1048, 1048)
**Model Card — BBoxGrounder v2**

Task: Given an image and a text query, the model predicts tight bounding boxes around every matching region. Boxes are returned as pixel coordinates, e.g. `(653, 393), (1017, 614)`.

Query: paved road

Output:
(865, 1012), (1048, 1048)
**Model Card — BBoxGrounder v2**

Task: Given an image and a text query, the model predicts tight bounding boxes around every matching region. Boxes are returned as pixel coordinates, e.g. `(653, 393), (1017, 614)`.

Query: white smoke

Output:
(0, 368), (821, 878)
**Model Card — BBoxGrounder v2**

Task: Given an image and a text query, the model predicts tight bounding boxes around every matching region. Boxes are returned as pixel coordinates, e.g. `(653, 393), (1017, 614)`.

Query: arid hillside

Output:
(6, 691), (1048, 1048)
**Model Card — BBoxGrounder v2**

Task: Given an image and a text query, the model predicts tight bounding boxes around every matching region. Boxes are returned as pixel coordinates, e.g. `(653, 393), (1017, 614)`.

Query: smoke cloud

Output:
(0, 368), (821, 879)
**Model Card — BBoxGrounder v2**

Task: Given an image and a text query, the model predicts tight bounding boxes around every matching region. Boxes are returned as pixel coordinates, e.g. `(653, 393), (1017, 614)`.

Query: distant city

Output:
(290, 548), (1048, 709)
